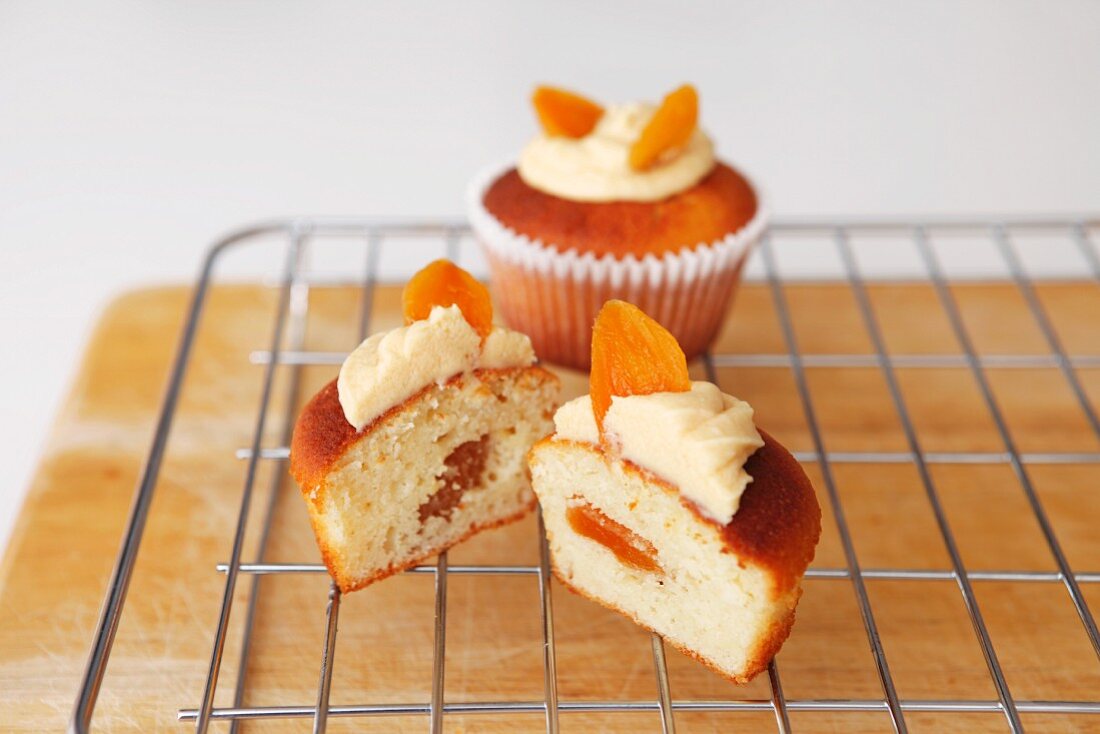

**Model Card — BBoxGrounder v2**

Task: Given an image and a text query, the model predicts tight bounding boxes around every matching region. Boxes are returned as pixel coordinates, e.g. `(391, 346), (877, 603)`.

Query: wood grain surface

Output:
(2, 281), (1099, 732)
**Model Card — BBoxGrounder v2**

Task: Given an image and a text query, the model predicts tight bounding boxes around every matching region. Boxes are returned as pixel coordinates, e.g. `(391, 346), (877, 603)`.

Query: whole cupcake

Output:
(468, 84), (767, 370)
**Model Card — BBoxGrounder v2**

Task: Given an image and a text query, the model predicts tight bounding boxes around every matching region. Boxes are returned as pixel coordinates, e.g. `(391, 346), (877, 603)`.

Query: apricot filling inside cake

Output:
(290, 260), (560, 593)
(528, 300), (820, 682)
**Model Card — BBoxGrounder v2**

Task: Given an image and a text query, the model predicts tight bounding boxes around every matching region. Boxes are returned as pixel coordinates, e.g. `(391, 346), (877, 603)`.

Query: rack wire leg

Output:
(536, 509), (561, 734)
(430, 552), (449, 734)
(767, 660), (791, 733)
(651, 635), (676, 734)
(313, 582), (341, 734)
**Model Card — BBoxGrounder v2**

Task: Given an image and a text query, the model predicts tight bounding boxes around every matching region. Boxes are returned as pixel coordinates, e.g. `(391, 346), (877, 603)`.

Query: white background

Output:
(2, 0), (1099, 552)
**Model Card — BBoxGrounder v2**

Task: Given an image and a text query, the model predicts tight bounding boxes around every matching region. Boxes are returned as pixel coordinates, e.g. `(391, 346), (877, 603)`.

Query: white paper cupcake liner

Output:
(467, 161), (769, 370)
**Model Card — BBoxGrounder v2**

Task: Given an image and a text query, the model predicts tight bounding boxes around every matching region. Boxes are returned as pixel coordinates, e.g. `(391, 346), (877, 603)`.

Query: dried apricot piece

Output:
(590, 300), (691, 433)
(628, 84), (699, 171)
(532, 85), (604, 138)
(567, 501), (661, 573)
(402, 259), (493, 341)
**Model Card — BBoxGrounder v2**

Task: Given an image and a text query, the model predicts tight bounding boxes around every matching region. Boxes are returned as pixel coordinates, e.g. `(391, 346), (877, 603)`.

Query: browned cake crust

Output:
(289, 378), (358, 492)
(538, 430), (821, 599)
(289, 366), (558, 491)
(482, 162), (758, 258)
(716, 429), (821, 595)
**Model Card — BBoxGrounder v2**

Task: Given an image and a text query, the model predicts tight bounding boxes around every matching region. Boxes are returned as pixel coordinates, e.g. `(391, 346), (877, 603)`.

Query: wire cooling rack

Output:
(70, 217), (1100, 733)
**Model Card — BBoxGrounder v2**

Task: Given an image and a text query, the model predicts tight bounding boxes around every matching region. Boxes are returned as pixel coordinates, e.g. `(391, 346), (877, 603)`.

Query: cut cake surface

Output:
(529, 429), (820, 682)
(291, 366), (559, 592)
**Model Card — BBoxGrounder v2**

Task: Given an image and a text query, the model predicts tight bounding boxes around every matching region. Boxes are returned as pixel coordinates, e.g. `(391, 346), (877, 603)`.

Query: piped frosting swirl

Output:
(552, 381), (764, 524)
(338, 305), (535, 431)
(518, 102), (715, 203)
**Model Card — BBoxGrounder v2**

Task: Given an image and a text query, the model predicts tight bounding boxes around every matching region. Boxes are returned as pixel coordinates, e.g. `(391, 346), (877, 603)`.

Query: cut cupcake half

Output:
(290, 260), (560, 593)
(528, 300), (820, 682)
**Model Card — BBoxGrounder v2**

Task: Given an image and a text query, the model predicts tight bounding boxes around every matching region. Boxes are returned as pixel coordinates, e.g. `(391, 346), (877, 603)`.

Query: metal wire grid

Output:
(69, 217), (1100, 733)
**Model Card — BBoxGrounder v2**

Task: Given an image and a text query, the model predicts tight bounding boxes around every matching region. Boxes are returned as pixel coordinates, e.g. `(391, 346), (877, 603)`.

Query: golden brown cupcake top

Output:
(721, 428), (821, 596)
(482, 163), (757, 258)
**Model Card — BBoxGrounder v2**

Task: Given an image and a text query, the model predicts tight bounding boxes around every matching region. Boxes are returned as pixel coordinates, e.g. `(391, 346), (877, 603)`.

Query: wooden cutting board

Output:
(2, 282), (1099, 733)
